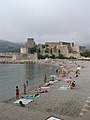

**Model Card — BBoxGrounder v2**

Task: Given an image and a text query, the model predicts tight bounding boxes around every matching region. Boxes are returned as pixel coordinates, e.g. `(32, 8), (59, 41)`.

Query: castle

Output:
(12, 38), (86, 60)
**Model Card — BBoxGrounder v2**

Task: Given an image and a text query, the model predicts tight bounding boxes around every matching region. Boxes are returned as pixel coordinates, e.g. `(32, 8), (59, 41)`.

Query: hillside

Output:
(0, 40), (24, 52)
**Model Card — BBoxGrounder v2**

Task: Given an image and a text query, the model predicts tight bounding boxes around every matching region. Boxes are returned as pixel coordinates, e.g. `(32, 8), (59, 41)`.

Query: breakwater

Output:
(0, 60), (37, 64)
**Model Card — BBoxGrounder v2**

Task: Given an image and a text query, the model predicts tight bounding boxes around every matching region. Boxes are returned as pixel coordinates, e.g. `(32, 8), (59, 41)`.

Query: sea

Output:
(0, 58), (55, 101)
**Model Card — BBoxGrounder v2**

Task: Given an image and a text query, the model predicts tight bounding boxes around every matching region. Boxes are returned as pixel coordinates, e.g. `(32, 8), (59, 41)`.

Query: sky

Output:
(0, 0), (90, 46)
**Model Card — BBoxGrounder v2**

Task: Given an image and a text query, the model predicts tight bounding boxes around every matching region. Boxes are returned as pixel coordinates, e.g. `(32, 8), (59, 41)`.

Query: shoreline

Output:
(0, 59), (90, 119)
(0, 58), (80, 64)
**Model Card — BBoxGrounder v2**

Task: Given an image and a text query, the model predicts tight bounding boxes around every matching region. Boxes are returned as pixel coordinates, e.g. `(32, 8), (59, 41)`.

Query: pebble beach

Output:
(28, 60), (90, 118)
(3, 59), (90, 119)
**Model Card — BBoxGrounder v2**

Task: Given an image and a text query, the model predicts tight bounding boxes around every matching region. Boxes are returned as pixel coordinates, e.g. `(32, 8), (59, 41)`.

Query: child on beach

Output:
(16, 86), (19, 99)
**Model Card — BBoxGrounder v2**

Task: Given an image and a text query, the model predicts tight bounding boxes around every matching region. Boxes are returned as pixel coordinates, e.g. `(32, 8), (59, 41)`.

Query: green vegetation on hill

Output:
(80, 49), (90, 57)
(0, 40), (24, 52)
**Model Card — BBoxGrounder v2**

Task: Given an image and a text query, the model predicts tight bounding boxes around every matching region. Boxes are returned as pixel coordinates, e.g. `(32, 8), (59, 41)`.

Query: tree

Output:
(43, 54), (49, 59)
(50, 54), (55, 59)
(38, 54), (44, 59)
(80, 50), (90, 57)
(58, 54), (65, 59)
(28, 47), (36, 54)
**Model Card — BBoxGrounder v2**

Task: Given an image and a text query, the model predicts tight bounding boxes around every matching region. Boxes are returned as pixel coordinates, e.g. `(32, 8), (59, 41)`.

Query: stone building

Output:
(13, 38), (37, 61)
(37, 41), (86, 58)
(13, 38), (86, 60)
(25, 38), (35, 54)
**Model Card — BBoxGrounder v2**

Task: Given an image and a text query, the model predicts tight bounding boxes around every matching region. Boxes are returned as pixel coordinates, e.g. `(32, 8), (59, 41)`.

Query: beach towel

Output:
(58, 85), (68, 90)
(63, 77), (71, 82)
(46, 116), (63, 120)
(14, 99), (33, 104)
(54, 77), (61, 80)
(41, 86), (50, 89)
(49, 80), (58, 84)
(50, 75), (57, 78)
(24, 94), (40, 99)
(60, 87), (67, 90)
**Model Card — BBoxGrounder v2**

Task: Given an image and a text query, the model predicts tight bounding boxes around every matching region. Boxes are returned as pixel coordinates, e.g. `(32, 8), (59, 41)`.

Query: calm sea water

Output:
(0, 63), (55, 101)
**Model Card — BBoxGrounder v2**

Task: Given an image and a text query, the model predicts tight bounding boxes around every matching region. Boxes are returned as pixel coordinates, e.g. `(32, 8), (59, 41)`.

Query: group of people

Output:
(15, 62), (81, 107)
(68, 80), (76, 89)
(35, 86), (48, 93)
(15, 83), (27, 107)
(15, 80), (28, 99)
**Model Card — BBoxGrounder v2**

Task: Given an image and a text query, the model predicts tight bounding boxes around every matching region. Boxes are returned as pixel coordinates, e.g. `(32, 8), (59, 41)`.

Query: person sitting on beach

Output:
(35, 86), (44, 93)
(19, 101), (25, 107)
(74, 70), (79, 77)
(43, 82), (51, 87)
(70, 81), (76, 89)
(60, 71), (67, 77)
(66, 77), (72, 83)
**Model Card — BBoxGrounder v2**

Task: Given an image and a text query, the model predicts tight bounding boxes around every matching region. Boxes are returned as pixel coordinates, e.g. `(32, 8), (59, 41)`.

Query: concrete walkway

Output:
(1, 101), (90, 120)
(0, 102), (79, 120)
(0, 101), (90, 120)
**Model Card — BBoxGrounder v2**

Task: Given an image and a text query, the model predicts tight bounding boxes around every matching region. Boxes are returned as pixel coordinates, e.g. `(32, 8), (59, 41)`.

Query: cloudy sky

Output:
(0, 0), (90, 45)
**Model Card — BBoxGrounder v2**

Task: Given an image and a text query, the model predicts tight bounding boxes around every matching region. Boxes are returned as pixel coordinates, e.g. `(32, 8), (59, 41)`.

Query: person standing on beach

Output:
(23, 83), (26, 95)
(16, 86), (19, 99)
(26, 80), (28, 86)
(44, 74), (47, 83)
